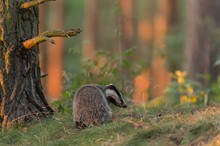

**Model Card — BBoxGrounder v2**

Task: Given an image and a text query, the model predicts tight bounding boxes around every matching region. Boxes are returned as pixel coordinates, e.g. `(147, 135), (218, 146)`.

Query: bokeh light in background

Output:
(39, 0), (183, 102)
(39, 0), (220, 106)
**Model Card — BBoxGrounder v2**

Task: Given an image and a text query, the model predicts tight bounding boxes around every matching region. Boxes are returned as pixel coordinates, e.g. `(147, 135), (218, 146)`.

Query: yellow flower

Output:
(189, 96), (197, 103)
(187, 86), (194, 94)
(180, 95), (197, 104)
(180, 95), (188, 104)
(175, 70), (186, 77)
(177, 77), (184, 84)
(175, 70), (186, 84)
(175, 70), (181, 76)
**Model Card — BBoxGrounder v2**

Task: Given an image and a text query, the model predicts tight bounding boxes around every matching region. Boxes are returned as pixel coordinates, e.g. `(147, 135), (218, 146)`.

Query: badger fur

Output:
(73, 84), (127, 128)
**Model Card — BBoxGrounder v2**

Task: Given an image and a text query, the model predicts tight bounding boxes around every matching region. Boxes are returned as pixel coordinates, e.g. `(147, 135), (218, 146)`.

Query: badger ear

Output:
(106, 83), (115, 89)
(105, 84), (118, 94)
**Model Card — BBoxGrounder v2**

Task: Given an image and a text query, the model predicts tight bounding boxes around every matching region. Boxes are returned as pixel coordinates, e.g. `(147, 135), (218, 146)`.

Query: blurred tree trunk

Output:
(169, 0), (178, 28)
(151, 0), (171, 97)
(83, 0), (99, 60)
(0, 0), (53, 127)
(185, 0), (212, 84)
(210, 0), (220, 81)
(83, 0), (106, 76)
(119, 0), (135, 88)
(119, 0), (134, 51)
(46, 1), (65, 99)
(133, 0), (154, 104)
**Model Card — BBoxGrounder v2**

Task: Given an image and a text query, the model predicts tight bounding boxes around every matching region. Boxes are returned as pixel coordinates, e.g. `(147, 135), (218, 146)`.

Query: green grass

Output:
(1, 105), (220, 146)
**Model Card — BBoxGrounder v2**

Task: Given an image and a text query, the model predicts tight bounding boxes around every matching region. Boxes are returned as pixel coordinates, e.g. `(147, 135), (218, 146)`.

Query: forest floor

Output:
(1, 104), (220, 146)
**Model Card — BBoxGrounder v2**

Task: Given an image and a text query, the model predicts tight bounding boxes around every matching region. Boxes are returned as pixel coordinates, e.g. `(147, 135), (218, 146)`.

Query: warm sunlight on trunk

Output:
(47, 37), (64, 99)
(46, 0), (64, 99)
(151, 0), (170, 97)
(133, 1), (154, 105)
(133, 71), (150, 105)
(138, 21), (153, 44)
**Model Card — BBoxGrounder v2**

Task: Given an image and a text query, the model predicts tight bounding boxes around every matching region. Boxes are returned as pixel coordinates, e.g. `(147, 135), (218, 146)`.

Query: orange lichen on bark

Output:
(0, 70), (6, 96)
(5, 0), (9, 10)
(4, 50), (10, 74)
(0, 71), (6, 118)
(23, 36), (54, 49)
(21, 0), (55, 9)
(2, 115), (8, 128)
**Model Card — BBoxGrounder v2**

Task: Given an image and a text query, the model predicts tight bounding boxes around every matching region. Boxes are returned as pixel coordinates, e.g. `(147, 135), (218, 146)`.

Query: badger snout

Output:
(121, 103), (127, 108)
(120, 103), (127, 108)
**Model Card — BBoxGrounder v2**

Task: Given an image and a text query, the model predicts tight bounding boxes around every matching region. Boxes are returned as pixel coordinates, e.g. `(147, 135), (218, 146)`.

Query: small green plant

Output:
(55, 49), (137, 112)
(81, 52), (121, 85)
(210, 76), (220, 103)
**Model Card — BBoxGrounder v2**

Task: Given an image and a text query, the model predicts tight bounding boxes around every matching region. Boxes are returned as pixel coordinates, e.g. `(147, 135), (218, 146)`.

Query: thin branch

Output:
(23, 29), (82, 49)
(21, 0), (55, 9)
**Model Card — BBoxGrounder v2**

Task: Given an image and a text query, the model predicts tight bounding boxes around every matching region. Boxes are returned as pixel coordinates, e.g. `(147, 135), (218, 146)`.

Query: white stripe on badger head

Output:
(105, 89), (119, 99)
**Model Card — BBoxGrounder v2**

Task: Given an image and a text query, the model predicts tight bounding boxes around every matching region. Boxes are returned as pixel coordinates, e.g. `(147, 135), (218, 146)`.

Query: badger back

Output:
(73, 85), (112, 128)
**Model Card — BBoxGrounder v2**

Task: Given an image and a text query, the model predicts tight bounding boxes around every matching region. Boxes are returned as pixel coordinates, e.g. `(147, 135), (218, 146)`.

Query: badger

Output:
(73, 84), (127, 128)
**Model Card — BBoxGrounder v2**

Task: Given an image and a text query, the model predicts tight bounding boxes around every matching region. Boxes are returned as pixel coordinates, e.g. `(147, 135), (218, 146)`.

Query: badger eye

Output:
(107, 96), (121, 107)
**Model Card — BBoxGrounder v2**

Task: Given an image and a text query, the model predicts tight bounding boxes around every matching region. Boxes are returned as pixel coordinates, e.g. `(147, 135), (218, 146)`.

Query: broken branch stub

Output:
(23, 28), (82, 49)
(21, 0), (56, 9)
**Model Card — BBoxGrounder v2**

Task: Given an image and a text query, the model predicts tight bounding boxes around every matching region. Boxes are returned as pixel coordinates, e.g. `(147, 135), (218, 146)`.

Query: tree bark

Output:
(185, 0), (212, 84)
(39, 2), (48, 88)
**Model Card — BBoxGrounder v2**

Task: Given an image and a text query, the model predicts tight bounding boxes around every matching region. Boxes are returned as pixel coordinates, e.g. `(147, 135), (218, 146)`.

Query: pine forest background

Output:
(40, 0), (220, 107)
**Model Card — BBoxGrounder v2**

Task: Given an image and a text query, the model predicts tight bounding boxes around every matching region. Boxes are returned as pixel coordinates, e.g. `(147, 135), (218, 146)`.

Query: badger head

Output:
(104, 84), (127, 108)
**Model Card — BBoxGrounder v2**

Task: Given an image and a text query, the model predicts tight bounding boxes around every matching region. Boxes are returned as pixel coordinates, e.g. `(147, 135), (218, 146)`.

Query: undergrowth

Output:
(1, 104), (220, 146)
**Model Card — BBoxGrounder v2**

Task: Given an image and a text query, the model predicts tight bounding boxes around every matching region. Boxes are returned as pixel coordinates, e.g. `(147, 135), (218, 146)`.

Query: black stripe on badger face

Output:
(105, 84), (127, 108)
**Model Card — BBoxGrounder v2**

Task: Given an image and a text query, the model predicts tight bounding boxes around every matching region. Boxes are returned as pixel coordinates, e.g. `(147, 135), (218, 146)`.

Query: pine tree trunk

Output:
(185, 0), (212, 85)
(133, 0), (154, 104)
(46, 0), (64, 99)
(119, 0), (134, 51)
(0, 0), (53, 127)
(151, 0), (170, 97)
(210, 0), (220, 81)
(83, 0), (99, 60)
